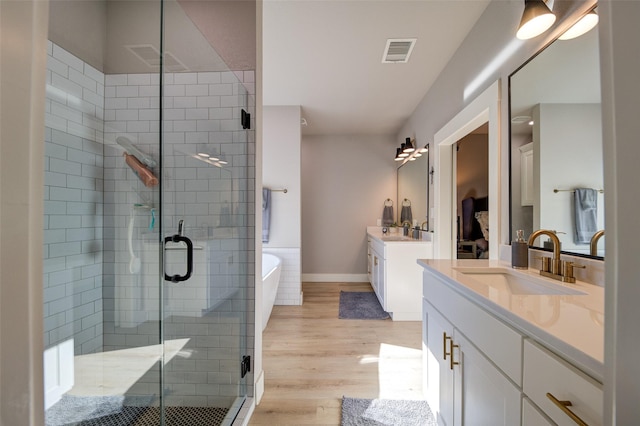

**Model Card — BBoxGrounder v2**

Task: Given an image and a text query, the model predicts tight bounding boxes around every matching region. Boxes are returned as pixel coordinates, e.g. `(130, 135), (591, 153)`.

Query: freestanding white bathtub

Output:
(262, 253), (282, 331)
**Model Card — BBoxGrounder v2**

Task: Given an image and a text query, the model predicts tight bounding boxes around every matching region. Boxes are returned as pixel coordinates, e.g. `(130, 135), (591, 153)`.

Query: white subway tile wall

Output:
(44, 41), (256, 407)
(44, 42), (105, 355)
(263, 248), (302, 305)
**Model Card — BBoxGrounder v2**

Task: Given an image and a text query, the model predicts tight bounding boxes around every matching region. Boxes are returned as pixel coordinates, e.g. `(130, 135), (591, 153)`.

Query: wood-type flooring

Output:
(249, 282), (423, 425)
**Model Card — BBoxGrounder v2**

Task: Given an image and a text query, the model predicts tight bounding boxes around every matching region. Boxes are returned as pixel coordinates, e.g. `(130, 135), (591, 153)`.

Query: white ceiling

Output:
(263, 0), (491, 136)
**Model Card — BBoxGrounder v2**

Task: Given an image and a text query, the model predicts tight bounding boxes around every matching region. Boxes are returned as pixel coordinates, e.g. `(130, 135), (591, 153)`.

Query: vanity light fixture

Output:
(394, 148), (404, 161)
(516, 0), (556, 40)
(403, 137), (415, 153)
(558, 9), (598, 40)
(399, 144), (409, 158)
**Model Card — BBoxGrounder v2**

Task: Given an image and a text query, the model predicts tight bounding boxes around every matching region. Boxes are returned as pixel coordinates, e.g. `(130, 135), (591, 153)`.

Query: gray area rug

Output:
(341, 397), (436, 426)
(339, 291), (390, 320)
(45, 394), (125, 426)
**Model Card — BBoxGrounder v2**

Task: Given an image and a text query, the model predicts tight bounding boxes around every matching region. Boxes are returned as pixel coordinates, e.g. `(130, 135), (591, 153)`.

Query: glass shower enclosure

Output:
(42, 0), (255, 424)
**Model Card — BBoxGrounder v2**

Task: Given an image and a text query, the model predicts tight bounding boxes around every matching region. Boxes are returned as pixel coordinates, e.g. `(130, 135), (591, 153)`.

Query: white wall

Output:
(534, 103), (603, 253)
(262, 106), (302, 304)
(301, 134), (396, 279)
(599, 1), (640, 423)
(0, 1), (48, 423)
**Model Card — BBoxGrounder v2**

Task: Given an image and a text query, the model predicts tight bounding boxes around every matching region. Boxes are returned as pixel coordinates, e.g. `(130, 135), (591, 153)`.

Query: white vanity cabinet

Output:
(367, 232), (432, 321)
(369, 238), (385, 308)
(422, 279), (521, 426)
(421, 261), (604, 426)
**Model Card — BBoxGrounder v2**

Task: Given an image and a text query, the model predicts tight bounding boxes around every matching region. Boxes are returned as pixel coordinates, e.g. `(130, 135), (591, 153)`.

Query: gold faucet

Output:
(590, 230), (605, 256)
(528, 229), (584, 283)
(421, 220), (428, 231)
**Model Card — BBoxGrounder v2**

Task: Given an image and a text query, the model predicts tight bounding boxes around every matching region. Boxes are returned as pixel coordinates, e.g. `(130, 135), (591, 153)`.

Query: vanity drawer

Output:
(523, 339), (602, 426)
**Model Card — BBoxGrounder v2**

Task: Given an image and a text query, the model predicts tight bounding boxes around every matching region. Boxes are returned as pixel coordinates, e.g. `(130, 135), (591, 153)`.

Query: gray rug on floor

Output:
(341, 397), (436, 426)
(339, 291), (390, 320)
(45, 394), (125, 426)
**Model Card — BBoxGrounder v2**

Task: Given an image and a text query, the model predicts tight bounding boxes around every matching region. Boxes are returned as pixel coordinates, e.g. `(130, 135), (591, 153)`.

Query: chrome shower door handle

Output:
(164, 234), (194, 283)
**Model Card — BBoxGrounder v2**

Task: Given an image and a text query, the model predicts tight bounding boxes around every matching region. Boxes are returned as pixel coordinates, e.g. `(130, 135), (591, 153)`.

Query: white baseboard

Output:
(43, 339), (74, 409)
(301, 273), (369, 283)
(255, 370), (264, 405)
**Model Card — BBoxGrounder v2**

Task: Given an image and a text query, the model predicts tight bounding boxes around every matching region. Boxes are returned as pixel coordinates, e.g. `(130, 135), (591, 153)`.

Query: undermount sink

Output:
(453, 267), (586, 296)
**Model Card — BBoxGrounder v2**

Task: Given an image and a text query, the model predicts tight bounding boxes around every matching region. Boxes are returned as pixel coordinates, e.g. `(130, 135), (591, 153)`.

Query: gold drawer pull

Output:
(546, 392), (589, 426)
(443, 332), (451, 361)
(449, 341), (459, 370)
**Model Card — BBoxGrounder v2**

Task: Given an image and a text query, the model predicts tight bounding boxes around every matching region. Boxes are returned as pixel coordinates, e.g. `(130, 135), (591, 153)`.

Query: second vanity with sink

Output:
(419, 259), (604, 426)
(367, 227), (433, 320)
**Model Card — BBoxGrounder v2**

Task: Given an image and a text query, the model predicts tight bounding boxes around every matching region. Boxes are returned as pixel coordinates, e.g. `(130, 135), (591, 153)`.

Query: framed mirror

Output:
(509, 8), (604, 258)
(397, 144), (429, 230)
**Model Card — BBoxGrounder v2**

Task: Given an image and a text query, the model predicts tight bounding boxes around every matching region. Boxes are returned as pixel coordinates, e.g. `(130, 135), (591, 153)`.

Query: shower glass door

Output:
(159, 0), (254, 422)
(43, 0), (253, 424)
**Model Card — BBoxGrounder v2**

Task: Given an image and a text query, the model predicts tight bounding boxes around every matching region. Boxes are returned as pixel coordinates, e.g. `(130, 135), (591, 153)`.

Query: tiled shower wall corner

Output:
(102, 70), (256, 406)
(43, 41), (105, 355)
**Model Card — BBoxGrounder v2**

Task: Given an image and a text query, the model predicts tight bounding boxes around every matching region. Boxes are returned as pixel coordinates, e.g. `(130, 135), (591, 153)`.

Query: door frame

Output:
(433, 81), (501, 259)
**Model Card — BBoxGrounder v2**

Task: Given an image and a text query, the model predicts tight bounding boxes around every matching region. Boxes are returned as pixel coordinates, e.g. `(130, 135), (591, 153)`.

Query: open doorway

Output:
(455, 123), (489, 259)
(432, 80), (500, 260)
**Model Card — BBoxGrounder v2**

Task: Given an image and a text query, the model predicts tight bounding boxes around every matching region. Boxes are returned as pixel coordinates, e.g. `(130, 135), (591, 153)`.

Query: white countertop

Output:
(367, 226), (432, 243)
(418, 258), (604, 382)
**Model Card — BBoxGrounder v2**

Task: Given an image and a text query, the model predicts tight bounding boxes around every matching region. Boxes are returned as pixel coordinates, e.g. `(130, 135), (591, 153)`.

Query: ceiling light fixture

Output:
(558, 9), (598, 40)
(516, 0), (556, 40)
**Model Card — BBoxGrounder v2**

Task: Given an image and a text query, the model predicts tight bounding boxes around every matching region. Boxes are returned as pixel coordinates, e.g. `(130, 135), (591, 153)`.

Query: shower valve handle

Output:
(164, 234), (194, 283)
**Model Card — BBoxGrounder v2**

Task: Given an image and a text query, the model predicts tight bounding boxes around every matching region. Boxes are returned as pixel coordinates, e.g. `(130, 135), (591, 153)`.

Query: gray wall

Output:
(397, 1), (595, 247)
(301, 134), (396, 275)
(456, 133), (489, 220)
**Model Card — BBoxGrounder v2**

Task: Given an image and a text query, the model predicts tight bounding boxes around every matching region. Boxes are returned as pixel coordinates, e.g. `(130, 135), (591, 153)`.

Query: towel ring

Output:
(384, 198), (393, 207)
(402, 198), (411, 207)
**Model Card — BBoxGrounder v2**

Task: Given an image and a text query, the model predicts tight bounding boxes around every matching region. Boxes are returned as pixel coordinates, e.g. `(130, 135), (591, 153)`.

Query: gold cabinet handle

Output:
(374, 257), (378, 266)
(449, 340), (460, 370)
(443, 332), (451, 361)
(546, 393), (589, 426)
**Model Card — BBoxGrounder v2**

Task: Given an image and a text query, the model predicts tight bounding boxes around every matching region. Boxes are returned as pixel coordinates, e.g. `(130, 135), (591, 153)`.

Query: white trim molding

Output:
(433, 80), (501, 260)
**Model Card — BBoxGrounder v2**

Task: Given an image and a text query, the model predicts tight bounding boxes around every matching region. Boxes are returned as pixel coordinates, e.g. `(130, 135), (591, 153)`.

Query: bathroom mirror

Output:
(509, 11), (604, 258)
(397, 144), (429, 230)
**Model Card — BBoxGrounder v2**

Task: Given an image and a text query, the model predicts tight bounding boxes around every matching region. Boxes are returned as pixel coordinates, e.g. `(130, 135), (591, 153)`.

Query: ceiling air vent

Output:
(126, 44), (188, 72)
(381, 38), (417, 64)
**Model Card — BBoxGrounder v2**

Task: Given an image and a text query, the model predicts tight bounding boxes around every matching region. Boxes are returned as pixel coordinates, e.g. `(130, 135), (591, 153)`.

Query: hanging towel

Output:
(574, 188), (597, 244)
(219, 201), (231, 227)
(262, 188), (271, 243)
(382, 200), (394, 226)
(400, 205), (413, 224)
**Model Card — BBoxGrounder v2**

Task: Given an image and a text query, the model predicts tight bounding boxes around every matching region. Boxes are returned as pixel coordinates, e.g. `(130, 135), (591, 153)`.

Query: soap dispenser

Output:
(511, 230), (528, 269)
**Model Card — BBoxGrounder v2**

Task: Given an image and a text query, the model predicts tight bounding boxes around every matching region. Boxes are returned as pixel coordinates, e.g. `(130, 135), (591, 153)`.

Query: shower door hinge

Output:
(241, 109), (251, 130)
(241, 355), (251, 378)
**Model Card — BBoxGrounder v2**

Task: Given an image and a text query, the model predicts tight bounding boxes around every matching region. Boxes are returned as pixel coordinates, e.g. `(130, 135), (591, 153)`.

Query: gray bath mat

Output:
(338, 291), (390, 320)
(341, 396), (436, 426)
(45, 394), (125, 425)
